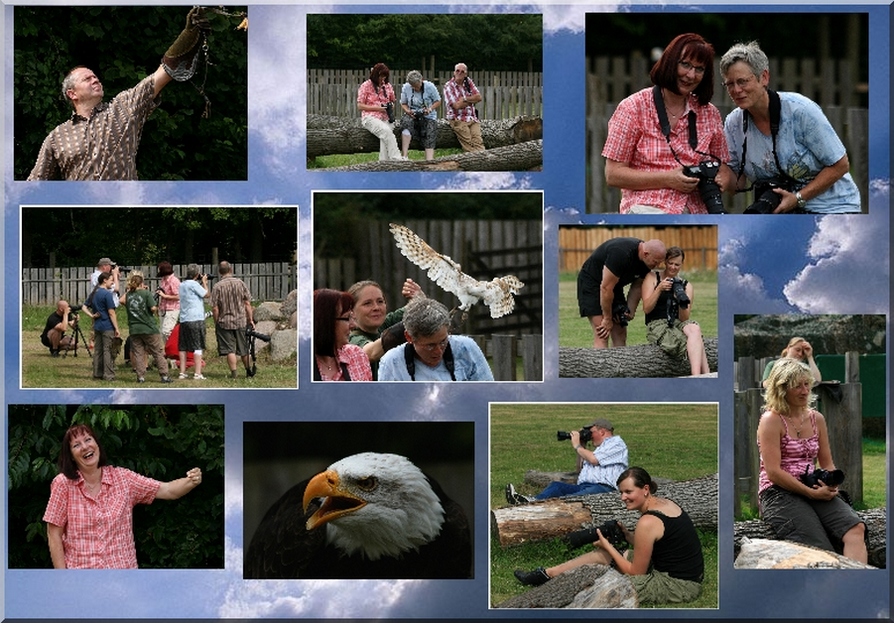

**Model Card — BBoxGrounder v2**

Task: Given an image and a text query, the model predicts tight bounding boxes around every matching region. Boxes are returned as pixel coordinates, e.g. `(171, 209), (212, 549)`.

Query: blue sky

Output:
(3, 1), (890, 620)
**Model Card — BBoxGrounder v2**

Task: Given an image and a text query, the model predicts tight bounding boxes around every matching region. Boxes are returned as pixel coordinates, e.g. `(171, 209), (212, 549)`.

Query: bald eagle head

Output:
(302, 452), (445, 561)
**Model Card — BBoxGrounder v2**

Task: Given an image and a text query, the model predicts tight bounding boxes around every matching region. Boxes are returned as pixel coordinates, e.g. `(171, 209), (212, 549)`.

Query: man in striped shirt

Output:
(443, 63), (485, 152)
(210, 261), (256, 379)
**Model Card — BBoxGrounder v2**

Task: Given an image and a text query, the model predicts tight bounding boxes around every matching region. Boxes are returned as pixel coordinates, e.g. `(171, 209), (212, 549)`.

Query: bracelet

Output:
(574, 445), (582, 451)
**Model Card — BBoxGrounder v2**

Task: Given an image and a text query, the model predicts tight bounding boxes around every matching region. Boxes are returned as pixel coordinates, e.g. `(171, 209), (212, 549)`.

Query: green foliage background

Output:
(307, 13), (543, 72)
(14, 6), (248, 181)
(22, 207), (297, 267)
(7, 404), (225, 569)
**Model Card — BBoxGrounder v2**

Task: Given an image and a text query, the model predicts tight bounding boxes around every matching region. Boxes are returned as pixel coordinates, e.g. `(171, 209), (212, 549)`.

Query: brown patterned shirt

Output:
(27, 75), (159, 181)
(211, 276), (252, 330)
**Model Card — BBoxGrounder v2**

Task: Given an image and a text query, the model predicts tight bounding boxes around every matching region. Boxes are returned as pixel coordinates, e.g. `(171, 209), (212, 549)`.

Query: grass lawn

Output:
(308, 147), (464, 168)
(559, 270), (718, 348)
(21, 305), (297, 389)
(490, 403), (718, 608)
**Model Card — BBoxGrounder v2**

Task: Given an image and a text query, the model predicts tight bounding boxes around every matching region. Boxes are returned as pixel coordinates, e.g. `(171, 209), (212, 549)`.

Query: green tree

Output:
(7, 404), (225, 569)
(307, 13), (542, 72)
(14, 6), (248, 181)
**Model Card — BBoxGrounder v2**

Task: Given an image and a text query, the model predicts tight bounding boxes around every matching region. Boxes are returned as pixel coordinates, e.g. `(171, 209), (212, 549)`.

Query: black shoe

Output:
(246, 366), (256, 378)
(514, 567), (550, 586)
(160, 376), (173, 383)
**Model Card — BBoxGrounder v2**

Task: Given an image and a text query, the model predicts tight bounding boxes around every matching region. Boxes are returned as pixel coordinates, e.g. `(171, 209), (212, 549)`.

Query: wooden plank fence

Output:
(586, 55), (869, 213)
(22, 263), (296, 307)
(733, 352), (864, 517)
(468, 333), (543, 382)
(558, 225), (717, 273)
(314, 219), (542, 336)
(308, 69), (543, 119)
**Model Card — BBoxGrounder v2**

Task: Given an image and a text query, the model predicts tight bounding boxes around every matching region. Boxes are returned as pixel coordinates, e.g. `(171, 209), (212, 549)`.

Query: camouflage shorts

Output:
(646, 319), (696, 359)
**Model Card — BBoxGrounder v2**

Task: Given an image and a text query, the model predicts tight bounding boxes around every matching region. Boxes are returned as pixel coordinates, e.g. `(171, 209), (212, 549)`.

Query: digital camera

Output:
(800, 467), (845, 488)
(384, 101), (395, 123)
(744, 178), (797, 214)
(564, 520), (627, 551)
(611, 301), (630, 327)
(557, 427), (593, 443)
(683, 161), (726, 214)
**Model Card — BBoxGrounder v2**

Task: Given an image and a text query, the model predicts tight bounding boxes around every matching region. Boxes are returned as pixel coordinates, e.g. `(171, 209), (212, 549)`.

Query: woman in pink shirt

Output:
(356, 63), (403, 161)
(43, 423), (203, 568)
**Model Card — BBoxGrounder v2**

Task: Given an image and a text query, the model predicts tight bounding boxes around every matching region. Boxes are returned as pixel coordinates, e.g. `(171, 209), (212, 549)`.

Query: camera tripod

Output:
(62, 318), (93, 357)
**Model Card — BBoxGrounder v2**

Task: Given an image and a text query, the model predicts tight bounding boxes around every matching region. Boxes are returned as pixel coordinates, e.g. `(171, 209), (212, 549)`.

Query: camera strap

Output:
(736, 89), (800, 189)
(403, 341), (456, 381)
(652, 85), (698, 165)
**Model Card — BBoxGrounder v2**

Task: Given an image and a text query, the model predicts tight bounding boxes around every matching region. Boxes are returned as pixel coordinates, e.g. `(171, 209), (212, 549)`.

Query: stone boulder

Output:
(254, 302), (286, 322)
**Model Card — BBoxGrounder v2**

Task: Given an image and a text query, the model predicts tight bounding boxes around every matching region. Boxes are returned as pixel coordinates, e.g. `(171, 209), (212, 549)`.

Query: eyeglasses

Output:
(417, 338), (449, 352)
(335, 315), (352, 323)
(723, 75), (756, 91)
(454, 69), (467, 74)
(678, 61), (706, 75)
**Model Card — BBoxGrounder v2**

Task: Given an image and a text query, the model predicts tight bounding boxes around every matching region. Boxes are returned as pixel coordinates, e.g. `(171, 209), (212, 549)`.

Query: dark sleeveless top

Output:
(644, 509), (704, 582)
(644, 271), (688, 324)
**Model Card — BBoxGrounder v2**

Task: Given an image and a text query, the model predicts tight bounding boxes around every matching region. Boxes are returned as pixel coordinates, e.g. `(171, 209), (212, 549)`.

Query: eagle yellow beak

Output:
(303, 469), (367, 530)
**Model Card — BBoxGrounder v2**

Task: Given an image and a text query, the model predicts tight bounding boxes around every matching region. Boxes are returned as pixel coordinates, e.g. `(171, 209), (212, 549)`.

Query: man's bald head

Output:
(640, 239), (667, 269)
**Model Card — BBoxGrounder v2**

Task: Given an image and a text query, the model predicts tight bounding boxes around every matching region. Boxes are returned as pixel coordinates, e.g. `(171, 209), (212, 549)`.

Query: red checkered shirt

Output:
(357, 79), (395, 122)
(602, 87), (729, 214)
(43, 466), (161, 568)
(443, 77), (480, 122)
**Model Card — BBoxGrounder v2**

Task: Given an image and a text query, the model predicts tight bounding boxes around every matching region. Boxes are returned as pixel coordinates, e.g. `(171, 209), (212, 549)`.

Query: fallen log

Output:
(306, 114), (543, 159)
(323, 139), (543, 172)
(494, 564), (638, 609)
(559, 337), (718, 378)
(733, 507), (886, 568)
(735, 537), (878, 569)
(492, 474), (717, 547)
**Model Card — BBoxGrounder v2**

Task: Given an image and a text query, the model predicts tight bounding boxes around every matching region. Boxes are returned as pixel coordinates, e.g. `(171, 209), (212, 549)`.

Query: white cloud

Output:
(542, 5), (588, 34)
(718, 237), (792, 313)
(783, 213), (889, 313)
(435, 172), (533, 191)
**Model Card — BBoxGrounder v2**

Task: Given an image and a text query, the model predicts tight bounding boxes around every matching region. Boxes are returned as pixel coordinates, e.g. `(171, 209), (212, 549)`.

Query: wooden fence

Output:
(315, 219), (542, 336)
(586, 55), (869, 213)
(22, 263), (296, 307)
(558, 225), (717, 273)
(469, 333), (542, 382)
(308, 69), (543, 119)
(733, 352), (864, 517)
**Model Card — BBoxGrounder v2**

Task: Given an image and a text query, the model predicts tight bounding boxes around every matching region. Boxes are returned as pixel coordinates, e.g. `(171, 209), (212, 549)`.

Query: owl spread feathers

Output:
(389, 223), (525, 319)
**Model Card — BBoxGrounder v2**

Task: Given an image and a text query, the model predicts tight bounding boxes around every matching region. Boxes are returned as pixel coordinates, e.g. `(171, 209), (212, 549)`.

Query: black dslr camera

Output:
(683, 161), (727, 214)
(665, 277), (691, 326)
(384, 101), (395, 123)
(744, 178), (797, 214)
(111, 262), (132, 274)
(611, 301), (630, 327)
(800, 467), (845, 488)
(564, 520), (628, 551)
(246, 327), (271, 343)
(557, 427), (593, 443)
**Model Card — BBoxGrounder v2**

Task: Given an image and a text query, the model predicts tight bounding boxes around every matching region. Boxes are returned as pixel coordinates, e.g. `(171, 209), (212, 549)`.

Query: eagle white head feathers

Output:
(389, 222), (524, 319)
(303, 452), (445, 560)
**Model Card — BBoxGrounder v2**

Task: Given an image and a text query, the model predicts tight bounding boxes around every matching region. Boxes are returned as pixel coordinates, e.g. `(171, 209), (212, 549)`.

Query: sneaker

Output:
(514, 567), (550, 587)
(246, 366), (256, 378)
(178, 373), (189, 379)
(160, 376), (173, 383)
(193, 373), (206, 380)
(505, 483), (533, 506)
(229, 370), (238, 379)
(137, 377), (145, 383)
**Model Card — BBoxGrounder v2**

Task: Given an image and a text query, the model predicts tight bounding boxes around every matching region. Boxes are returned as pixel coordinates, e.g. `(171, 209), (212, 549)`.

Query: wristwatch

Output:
(795, 191), (807, 209)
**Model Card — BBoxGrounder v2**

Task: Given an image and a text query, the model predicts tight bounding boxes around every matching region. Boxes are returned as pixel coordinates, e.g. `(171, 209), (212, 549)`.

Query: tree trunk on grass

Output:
(492, 474), (717, 547)
(324, 139), (543, 172)
(494, 564), (638, 609)
(733, 508), (886, 568)
(735, 537), (878, 569)
(306, 114), (543, 159)
(559, 337), (718, 378)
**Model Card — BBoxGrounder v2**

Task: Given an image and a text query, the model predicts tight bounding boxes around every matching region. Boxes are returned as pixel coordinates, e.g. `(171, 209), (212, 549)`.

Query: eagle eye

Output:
(356, 476), (378, 491)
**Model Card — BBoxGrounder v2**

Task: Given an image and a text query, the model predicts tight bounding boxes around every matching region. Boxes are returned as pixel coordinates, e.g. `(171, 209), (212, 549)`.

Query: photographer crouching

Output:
(641, 246), (710, 376)
(210, 261), (257, 379)
(40, 300), (78, 356)
(504, 419), (629, 505)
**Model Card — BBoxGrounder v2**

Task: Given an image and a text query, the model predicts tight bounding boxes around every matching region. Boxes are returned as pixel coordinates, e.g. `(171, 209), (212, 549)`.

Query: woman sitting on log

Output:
(756, 358), (866, 562)
(514, 466), (704, 604)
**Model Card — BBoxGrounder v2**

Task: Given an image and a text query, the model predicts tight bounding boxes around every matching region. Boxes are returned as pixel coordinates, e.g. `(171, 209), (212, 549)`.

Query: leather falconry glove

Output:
(162, 6), (212, 82)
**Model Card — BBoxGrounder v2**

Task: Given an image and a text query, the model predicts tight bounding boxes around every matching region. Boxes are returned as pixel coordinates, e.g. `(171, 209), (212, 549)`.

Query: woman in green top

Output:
(761, 336), (822, 385)
(120, 271), (172, 384)
(348, 278), (423, 380)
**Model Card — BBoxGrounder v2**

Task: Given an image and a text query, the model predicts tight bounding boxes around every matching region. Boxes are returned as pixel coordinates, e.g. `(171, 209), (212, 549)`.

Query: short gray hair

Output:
(720, 41), (769, 77)
(186, 263), (200, 279)
(406, 70), (423, 85)
(403, 297), (449, 338)
(61, 67), (86, 108)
